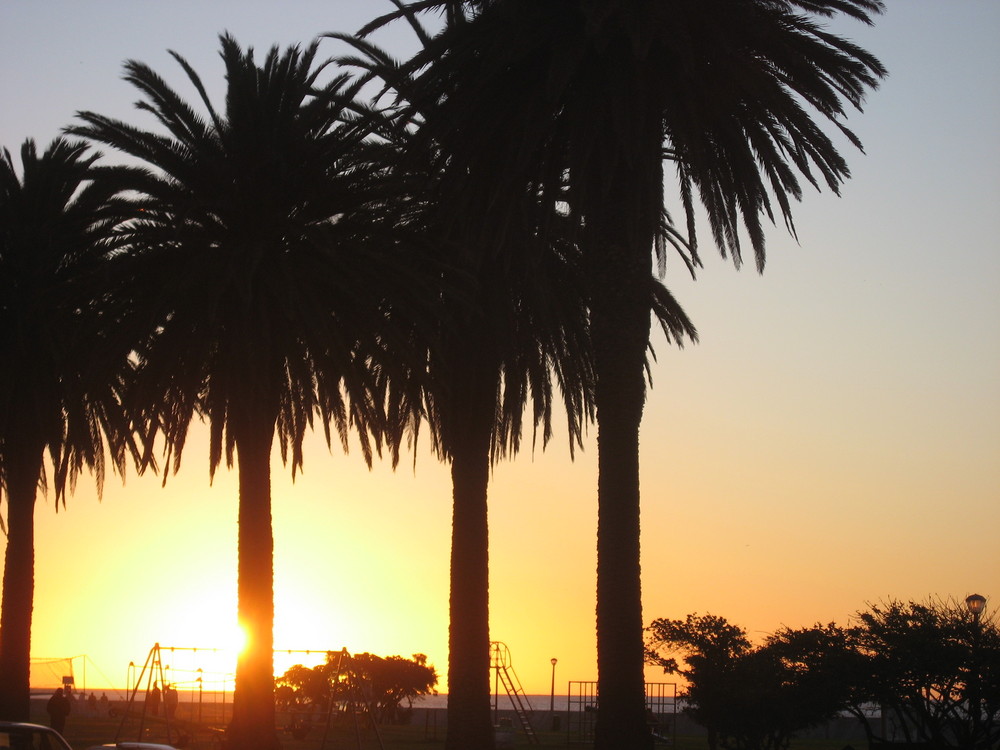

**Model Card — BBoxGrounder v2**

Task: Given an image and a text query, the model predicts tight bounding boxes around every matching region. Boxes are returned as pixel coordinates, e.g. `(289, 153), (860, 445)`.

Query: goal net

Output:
(30, 657), (76, 691)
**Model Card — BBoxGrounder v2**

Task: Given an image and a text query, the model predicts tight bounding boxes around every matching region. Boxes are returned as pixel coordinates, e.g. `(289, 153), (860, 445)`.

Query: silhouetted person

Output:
(47, 688), (71, 733)
(164, 683), (179, 720)
(88, 692), (98, 715)
(148, 681), (161, 716)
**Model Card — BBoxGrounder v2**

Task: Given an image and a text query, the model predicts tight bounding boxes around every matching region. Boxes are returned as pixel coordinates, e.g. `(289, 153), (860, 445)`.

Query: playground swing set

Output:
(115, 643), (387, 749)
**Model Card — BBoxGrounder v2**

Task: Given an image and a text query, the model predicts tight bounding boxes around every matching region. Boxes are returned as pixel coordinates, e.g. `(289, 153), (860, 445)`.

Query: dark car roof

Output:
(0, 721), (72, 748)
(0, 721), (57, 734)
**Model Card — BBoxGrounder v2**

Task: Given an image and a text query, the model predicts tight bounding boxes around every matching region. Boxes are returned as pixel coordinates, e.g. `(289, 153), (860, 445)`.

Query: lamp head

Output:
(966, 593), (987, 617)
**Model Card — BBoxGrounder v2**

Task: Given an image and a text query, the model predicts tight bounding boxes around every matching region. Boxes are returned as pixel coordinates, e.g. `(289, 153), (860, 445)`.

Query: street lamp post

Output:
(197, 668), (204, 723)
(965, 594), (987, 746)
(549, 658), (558, 712)
(550, 658), (559, 731)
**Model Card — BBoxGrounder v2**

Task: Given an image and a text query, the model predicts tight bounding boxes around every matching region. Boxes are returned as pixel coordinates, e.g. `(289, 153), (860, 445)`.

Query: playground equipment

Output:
(115, 643), (224, 747)
(490, 641), (538, 744)
(116, 644), (386, 749)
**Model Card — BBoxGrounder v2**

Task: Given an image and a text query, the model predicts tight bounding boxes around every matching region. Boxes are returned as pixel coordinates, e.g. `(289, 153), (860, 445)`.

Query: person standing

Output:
(164, 683), (178, 720)
(148, 682), (161, 716)
(46, 688), (71, 734)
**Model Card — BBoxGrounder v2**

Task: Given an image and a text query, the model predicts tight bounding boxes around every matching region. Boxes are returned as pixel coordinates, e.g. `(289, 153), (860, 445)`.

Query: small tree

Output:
(276, 651), (437, 726)
(646, 614), (850, 750)
(275, 661), (337, 711)
(344, 652), (438, 724)
(842, 598), (1000, 750)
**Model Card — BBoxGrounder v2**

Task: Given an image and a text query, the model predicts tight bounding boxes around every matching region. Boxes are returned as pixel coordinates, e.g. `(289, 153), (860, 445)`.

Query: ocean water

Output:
(415, 694), (566, 711)
(413, 693), (679, 713)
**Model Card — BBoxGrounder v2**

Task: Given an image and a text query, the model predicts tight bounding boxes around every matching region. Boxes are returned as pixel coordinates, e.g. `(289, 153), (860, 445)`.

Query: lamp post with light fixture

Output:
(965, 594), (987, 747)
(197, 668), (204, 723)
(550, 658), (559, 731)
(550, 658), (558, 712)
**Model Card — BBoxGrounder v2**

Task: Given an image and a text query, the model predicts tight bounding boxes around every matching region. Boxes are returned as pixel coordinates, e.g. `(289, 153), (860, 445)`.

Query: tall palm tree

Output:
(379, 1), (886, 747)
(329, 27), (596, 749)
(0, 138), (136, 721)
(70, 35), (420, 749)
(333, 11), (697, 747)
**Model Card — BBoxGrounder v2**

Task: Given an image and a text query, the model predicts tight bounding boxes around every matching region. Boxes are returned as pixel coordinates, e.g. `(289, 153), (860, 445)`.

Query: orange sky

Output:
(4, 0), (1000, 698)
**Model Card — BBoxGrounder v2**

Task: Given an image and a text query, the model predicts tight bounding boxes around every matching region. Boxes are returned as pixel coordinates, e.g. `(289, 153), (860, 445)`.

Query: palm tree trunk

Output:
(227, 418), (280, 750)
(587, 84), (662, 750)
(0, 456), (41, 722)
(591, 261), (654, 750)
(445, 365), (496, 750)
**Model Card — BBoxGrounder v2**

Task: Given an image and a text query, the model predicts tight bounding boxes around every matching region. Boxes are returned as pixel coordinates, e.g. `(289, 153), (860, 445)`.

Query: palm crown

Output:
(0, 137), (136, 720)
(366, 2), (885, 748)
(0, 138), (134, 500)
(72, 35), (412, 476)
(70, 34), (427, 748)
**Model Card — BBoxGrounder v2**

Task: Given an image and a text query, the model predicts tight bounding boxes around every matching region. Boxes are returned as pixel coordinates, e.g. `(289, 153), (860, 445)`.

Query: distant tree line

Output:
(646, 598), (1000, 750)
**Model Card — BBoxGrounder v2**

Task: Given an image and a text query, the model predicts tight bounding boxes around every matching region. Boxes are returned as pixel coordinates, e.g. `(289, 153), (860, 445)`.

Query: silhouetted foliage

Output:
(70, 34), (424, 750)
(840, 599), (1000, 750)
(0, 138), (136, 721)
(385, 2), (886, 747)
(647, 601), (1000, 750)
(276, 651), (437, 725)
(275, 663), (334, 710)
(344, 652), (438, 724)
(349, 6), (697, 746)
(646, 614), (849, 750)
(328, 12), (613, 748)
(1, 7), (889, 750)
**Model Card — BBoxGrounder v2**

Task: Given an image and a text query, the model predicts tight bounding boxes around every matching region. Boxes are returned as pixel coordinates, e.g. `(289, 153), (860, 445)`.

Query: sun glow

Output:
(229, 622), (250, 658)
(140, 622), (247, 691)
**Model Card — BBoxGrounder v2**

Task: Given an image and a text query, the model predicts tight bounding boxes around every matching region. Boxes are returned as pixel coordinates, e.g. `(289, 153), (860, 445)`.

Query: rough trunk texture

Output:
(444, 366), (496, 750)
(591, 255), (654, 750)
(0, 455), (40, 722)
(226, 420), (281, 750)
(589, 75), (662, 750)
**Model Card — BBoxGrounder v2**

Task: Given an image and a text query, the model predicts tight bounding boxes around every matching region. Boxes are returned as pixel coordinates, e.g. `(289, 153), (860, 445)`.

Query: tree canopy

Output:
(647, 599), (1000, 750)
(646, 614), (848, 750)
(68, 34), (427, 749)
(0, 138), (137, 720)
(396, 3), (885, 744)
(842, 599), (1000, 749)
(275, 650), (438, 726)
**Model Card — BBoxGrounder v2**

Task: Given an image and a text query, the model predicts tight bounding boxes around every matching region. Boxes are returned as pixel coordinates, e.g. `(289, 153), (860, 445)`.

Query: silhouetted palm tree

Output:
(334, 11), (696, 747)
(71, 36), (419, 749)
(375, 1), (886, 747)
(0, 138), (136, 721)
(330, 26), (595, 749)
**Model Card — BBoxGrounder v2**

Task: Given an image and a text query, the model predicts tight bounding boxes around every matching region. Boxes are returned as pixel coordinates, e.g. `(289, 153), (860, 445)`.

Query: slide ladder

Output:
(491, 642), (538, 744)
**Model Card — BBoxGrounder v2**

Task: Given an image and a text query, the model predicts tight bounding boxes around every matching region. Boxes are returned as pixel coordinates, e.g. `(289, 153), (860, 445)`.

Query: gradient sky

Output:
(2, 1), (998, 697)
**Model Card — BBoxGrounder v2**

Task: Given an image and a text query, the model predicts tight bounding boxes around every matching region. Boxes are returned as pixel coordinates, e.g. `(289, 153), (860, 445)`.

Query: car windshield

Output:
(0, 727), (69, 750)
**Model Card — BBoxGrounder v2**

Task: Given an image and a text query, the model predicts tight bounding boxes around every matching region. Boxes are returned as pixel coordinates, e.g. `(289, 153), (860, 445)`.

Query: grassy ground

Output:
(54, 723), (862, 750)
(33, 704), (859, 750)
